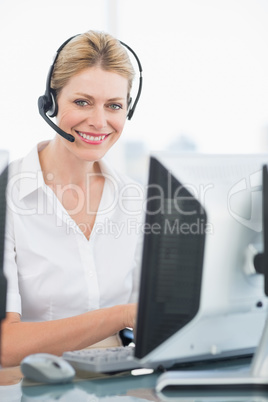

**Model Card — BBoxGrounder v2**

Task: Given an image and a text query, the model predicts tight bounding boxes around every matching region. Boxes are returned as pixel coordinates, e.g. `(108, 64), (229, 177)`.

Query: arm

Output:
(1, 303), (137, 368)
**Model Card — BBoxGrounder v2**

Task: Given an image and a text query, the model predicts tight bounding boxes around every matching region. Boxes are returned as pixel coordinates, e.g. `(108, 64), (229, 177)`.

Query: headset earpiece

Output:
(46, 89), (58, 118)
(127, 97), (133, 119)
(38, 94), (51, 115)
(38, 91), (57, 118)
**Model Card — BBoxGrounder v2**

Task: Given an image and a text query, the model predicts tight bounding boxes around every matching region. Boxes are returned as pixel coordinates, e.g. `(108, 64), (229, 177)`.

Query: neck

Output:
(39, 137), (102, 186)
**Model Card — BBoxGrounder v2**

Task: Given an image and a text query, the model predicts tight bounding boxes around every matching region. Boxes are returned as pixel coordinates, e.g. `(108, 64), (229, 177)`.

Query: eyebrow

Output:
(75, 92), (126, 102)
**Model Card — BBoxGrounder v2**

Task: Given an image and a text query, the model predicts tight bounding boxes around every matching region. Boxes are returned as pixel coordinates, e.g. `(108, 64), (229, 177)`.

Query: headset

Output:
(38, 34), (143, 143)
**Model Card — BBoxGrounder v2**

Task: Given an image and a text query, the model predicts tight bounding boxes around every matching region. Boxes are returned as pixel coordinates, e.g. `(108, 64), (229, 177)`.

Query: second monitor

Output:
(135, 152), (268, 367)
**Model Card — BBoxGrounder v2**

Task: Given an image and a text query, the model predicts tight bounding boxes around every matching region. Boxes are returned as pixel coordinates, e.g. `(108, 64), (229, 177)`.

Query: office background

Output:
(0, 0), (268, 183)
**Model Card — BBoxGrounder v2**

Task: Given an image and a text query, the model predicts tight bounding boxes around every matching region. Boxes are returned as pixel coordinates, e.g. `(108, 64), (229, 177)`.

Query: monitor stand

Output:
(156, 312), (268, 392)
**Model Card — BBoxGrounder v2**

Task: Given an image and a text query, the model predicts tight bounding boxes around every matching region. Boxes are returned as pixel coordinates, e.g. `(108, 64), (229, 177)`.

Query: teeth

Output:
(78, 132), (106, 141)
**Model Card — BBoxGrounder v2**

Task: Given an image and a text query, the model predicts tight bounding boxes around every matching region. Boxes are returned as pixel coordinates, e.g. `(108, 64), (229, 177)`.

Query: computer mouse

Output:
(20, 353), (76, 384)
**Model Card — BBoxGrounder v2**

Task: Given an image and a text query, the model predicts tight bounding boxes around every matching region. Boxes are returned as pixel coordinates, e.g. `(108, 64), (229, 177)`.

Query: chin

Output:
(78, 148), (108, 163)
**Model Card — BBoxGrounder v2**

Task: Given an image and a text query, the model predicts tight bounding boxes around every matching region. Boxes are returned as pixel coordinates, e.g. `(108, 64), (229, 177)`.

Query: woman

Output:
(2, 30), (144, 367)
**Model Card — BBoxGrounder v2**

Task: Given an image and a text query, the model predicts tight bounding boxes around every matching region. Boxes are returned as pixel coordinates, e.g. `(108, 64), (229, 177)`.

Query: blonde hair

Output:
(51, 30), (135, 99)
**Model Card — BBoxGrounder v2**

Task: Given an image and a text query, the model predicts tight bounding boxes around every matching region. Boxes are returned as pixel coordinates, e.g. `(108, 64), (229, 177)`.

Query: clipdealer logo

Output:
(6, 170), (146, 218)
(227, 169), (262, 232)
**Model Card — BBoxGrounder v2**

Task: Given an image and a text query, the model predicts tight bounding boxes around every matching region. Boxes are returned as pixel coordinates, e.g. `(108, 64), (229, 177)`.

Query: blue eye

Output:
(109, 103), (122, 110)
(75, 100), (88, 107)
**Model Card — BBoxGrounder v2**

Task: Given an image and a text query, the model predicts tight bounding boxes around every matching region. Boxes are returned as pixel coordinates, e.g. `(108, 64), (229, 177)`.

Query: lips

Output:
(76, 131), (108, 144)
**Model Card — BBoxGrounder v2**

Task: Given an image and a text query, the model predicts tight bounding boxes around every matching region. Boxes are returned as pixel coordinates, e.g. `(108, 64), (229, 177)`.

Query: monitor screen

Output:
(135, 152), (268, 366)
(135, 155), (206, 358)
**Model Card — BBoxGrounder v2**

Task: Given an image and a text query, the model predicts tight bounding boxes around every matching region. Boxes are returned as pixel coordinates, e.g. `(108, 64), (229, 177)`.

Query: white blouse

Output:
(4, 141), (145, 322)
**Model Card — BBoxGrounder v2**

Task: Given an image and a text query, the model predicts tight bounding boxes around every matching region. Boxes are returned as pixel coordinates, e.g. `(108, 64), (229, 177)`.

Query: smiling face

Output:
(56, 66), (129, 162)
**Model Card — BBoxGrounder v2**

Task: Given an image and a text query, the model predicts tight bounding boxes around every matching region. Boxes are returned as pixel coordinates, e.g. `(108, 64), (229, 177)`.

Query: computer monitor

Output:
(254, 164), (268, 295)
(0, 150), (8, 365)
(135, 152), (268, 368)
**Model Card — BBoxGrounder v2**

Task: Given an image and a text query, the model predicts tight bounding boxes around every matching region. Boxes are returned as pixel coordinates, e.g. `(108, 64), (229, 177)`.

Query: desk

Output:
(0, 366), (160, 401)
(1, 358), (268, 401)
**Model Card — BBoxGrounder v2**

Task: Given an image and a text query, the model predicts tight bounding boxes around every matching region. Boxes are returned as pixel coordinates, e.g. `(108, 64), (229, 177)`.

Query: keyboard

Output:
(63, 346), (141, 373)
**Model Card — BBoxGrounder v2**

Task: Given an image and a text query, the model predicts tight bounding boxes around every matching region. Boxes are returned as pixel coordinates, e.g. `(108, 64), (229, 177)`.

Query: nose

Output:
(87, 106), (107, 130)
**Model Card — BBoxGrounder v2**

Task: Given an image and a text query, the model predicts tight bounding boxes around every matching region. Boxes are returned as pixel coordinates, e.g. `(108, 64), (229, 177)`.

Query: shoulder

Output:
(100, 158), (146, 217)
(8, 155), (23, 176)
(102, 158), (146, 197)
(7, 142), (46, 203)
(8, 142), (45, 177)
(100, 157), (145, 193)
